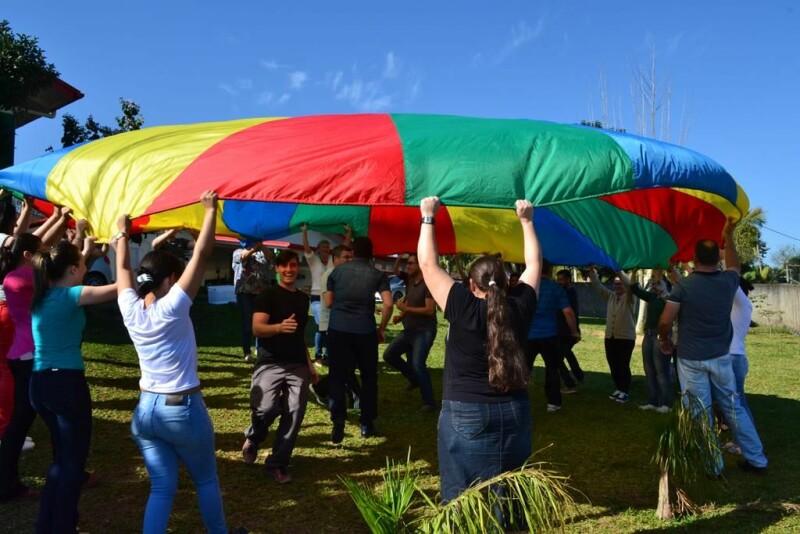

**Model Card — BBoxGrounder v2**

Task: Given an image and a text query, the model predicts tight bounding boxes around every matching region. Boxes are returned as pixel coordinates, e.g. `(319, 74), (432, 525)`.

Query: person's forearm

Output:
(417, 223), (439, 274)
(724, 226), (740, 271)
(40, 213), (68, 248)
(565, 310), (579, 336)
(379, 303), (393, 329)
(194, 210), (217, 259)
(521, 219), (540, 273)
(15, 200), (32, 235)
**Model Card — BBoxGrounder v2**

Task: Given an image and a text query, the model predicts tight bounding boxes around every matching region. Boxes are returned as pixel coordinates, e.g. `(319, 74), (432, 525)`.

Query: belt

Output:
(310, 295), (321, 302)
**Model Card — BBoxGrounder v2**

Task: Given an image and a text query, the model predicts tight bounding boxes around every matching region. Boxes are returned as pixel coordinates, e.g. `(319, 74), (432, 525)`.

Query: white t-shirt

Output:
(304, 250), (333, 296)
(118, 285), (200, 393)
(319, 270), (332, 331)
(730, 287), (752, 356)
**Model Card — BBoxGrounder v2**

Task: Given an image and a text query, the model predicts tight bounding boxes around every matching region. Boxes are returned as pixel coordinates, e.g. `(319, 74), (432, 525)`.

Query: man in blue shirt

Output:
(524, 260), (580, 412)
(326, 237), (392, 442)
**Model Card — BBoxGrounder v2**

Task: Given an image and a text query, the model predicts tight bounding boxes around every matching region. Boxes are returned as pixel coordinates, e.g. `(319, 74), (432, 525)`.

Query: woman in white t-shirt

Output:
(114, 192), (240, 534)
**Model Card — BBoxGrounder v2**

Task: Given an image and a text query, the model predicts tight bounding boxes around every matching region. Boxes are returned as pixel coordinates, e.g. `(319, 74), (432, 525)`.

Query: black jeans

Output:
(558, 336), (584, 386)
(236, 292), (258, 356)
(524, 337), (561, 407)
(29, 369), (93, 534)
(327, 329), (378, 427)
(605, 337), (635, 393)
(0, 358), (37, 501)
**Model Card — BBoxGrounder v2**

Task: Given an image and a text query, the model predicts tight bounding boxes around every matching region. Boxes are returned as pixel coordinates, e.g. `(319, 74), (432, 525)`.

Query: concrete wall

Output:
(751, 284), (800, 333)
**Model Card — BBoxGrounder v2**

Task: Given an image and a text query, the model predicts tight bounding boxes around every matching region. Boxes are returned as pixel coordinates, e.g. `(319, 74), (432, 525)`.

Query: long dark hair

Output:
(469, 255), (528, 393)
(0, 198), (17, 235)
(0, 233), (42, 284)
(136, 250), (185, 298)
(31, 240), (82, 308)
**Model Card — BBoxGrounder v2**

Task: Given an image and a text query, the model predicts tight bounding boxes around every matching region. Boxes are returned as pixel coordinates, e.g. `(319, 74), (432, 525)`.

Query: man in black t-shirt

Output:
(241, 250), (319, 483)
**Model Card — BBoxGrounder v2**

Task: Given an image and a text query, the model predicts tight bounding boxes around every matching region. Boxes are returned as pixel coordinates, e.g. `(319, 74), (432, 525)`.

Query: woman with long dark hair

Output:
(28, 239), (117, 532)
(416, 196), (541, 502)
(115, 192), (242, 533)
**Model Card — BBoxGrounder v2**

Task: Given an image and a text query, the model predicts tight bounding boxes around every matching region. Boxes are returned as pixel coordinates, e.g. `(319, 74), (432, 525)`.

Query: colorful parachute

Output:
(0, 114), (748, 268)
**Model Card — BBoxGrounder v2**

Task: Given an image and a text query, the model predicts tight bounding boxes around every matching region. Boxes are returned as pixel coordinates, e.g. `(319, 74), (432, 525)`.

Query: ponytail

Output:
(135, 250), (184, 298)
(31, 240), (82, 309)
(469, 256), (528, 393)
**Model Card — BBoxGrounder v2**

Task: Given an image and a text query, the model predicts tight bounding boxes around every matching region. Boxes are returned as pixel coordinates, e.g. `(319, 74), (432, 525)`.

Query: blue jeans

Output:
(438, 398), (532, 502)
(677, 355), (767, 473)
(382, 329), (436, 406)
(236, 292), (258, 356)
(642, 332), (674, 407)
(729, 353), (754, 426)
(29, 369), (92, 534)
(132, 392), (227, 534)
(310, 299), (325, 357)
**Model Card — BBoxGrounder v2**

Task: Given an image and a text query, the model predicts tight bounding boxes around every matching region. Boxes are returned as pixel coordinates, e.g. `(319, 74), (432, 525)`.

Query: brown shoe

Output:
(242, 438), (258, 464)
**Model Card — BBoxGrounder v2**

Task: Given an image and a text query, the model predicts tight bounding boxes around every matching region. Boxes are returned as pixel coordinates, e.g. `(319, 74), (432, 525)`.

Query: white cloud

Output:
(218, 83), (237, 96)
(331, 71), (343, 91)
(260, 59), (280, 70)
(236, 78), (253, 90)
(497, 18), (545, 61)
(276, 93), (291, 106)
(383, 52), (398, 78)
(288, 71), (308, 90)
(256, 91), (274, 106)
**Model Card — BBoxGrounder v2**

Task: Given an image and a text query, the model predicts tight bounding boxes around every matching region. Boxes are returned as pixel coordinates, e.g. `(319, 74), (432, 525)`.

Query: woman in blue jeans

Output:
(115, 192), (243, 534)
(416, 196), (541, 502)
(30, 239), (117, 533)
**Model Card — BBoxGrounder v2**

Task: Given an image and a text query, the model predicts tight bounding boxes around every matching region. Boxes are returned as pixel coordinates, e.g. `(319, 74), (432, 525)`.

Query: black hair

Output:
(739, 276), (754, 296)
(556, 268), (571, 281)
(0, 198), (16, 235)
(352, 236), (373, 260)
(695, 239), (721, 267)
(332, 245), (352, 259)
(275, 249), (299, 266)
(32, 240), (82, 308)
(0, 232), (42, 283)
(136, 250), (185, 298)
(468, 255), (528, 393)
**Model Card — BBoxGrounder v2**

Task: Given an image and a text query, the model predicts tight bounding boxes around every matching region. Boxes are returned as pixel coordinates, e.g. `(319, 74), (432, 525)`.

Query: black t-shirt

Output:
(443, 282), (537, 402)
(253, 285), (310, 365)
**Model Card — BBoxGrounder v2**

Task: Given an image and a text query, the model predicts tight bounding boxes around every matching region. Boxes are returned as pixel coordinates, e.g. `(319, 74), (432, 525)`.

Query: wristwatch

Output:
(112, 231), (128, 242)
(420, 216), (435, 225)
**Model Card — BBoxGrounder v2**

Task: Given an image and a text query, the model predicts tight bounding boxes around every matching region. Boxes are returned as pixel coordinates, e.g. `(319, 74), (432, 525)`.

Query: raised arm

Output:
(114, 215), (135, 293)
(723, 219), (740, 273)
(588, 266), (612, 301)
(14, 196), (33, 235)
(343, 223), (352, 247)
(417, 197), (455, 311)
(177, 191), (218, 300)
(151, 228), (180, 250)
(301, 223), (311, 255)
(515, 200), (542, 294)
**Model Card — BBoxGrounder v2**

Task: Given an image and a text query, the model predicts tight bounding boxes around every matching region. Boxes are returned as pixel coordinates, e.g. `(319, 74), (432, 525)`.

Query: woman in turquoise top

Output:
(30, 240), (116, 534)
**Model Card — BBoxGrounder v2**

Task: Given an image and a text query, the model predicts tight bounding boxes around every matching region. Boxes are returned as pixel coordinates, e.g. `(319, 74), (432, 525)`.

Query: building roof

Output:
(13, 77), (84, 128)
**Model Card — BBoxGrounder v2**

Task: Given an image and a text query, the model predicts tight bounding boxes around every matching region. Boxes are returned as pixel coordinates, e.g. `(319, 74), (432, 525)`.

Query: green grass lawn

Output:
(4, 297), (799, 533)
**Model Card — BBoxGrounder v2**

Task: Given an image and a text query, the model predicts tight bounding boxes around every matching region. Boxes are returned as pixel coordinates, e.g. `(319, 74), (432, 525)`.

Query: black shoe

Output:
(420, 404), (437, 413)
(331, 423), (345, 444)
(738, 460), (767, 474)
(360, 424), (380, 438)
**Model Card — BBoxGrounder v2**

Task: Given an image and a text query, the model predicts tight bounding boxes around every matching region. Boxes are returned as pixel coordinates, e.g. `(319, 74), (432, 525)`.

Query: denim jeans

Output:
(382, 329), (436, 406)
(310, 299), (326, 358)
(236, 292), (258, 356)
(642, 332), (674, 407)
(29, 369), (92, 534)
(729, 353), (754, 426)
(132, 392), (227, 534)
(677, 355), (767, 473)
(438, 398), (532, 502)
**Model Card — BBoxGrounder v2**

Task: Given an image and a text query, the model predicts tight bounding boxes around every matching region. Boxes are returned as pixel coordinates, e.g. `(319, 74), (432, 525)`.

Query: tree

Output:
(771, 244), (800, 284)
(733, 207), (768, 277)
(61, 98), (144, 147)
(0, 20), (59, 111)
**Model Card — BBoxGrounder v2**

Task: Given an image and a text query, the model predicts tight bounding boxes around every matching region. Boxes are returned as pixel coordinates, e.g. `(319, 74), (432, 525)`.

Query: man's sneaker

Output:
(244, 354), (255, 364)
(546, 404), (562, 413)
(331, 423), (345, 444)
(655, 405), (671, 414)
(639, 404), (657, 411)
(309, 384), (327, 406)
(738, 459), (767, 474)
(21, 437), (35, 453)
(608, 390), (623, 400)
(561, 387), (578, 394)
(242, 438), (258, 464)
(360, 424), (380, 438)
(725, 442), (743, 455)
(265, 466), (293, 484)
(614, 393), (630, 404)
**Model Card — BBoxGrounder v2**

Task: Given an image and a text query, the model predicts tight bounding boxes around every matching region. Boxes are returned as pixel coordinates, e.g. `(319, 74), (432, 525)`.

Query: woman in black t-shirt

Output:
(416, 197), (541, 502)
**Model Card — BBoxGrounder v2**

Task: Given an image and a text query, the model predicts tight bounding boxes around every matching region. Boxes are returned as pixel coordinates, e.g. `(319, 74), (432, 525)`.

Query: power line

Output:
(762, 226), (800, 243)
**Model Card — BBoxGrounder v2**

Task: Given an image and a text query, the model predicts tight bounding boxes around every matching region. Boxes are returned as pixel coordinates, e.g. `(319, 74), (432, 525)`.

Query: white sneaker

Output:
(608, 390), (622, 400)
(655, 405), (671, 414)
(639, 404), (657, 411)
(614, 393), (630, 404)
(22, 438), (35, 453)
(546, 404), (562, 413)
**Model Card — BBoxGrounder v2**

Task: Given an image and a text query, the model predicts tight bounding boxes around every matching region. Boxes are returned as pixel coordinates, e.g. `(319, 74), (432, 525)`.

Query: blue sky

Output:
(6, 1), (799, 261)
